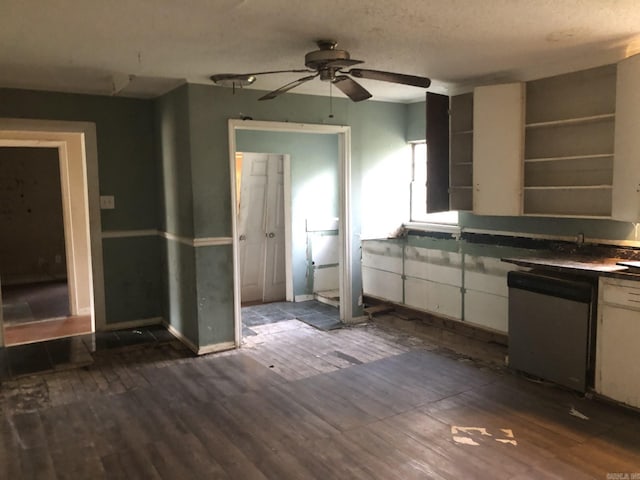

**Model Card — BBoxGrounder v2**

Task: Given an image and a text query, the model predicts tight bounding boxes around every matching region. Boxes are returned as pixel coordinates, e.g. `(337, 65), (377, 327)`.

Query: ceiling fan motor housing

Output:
(305, 48), (351, 70)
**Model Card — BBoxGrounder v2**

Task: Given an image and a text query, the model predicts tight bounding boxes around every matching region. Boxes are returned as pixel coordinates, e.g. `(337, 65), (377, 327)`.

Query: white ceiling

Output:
(2, 0), (640, 102)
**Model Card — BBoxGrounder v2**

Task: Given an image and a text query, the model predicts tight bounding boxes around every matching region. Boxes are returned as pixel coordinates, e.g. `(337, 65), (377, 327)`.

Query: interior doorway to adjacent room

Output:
(229, 120), (353, 347)
(0, 120), (104, 347)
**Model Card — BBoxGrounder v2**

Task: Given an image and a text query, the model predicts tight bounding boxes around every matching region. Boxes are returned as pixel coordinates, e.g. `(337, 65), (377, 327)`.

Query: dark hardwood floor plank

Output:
(364, 418), (482, 480)
(275, 376), (378, 431)
(176, 406), (269, 480)
(49, 444), (106, 480)
(146, 435), (229, 480)
(257, 384), (342, 440)
(18, 446), (57, 480)
(100, 448), (162, 480)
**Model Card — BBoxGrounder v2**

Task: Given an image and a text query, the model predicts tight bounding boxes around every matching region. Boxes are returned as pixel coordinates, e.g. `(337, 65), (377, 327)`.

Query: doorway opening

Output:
(0, 119), (105, 347)
(229, 120), (353, 347)
(235, 150), (341, 335)
(0, 146), (88, 345)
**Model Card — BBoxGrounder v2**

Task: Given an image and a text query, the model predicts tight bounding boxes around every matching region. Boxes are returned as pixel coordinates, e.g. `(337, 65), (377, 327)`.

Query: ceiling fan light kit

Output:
(209, 73), (257, 87)
(210, 40), (431, 102)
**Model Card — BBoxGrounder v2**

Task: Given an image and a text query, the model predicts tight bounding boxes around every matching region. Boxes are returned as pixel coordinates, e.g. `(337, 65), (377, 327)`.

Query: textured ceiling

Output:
(1, 0), (639, 102)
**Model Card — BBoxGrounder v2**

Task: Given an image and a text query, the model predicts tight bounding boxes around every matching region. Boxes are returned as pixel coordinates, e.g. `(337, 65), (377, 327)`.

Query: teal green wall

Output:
(102, 236), (163, 323)
(0, 88), (158, 230)
(458, 212), (637, 243)
(155, 85), (194, 237)
(236, 130), (339, 297)
(181, 84), (410, 329)
(154, 85), (199, 344)
(0, 88), (162, 326)
(162, 239), (198, 343)
(196, 245), (235, 346)
(348, 99), (410, 240)
(406, 100), (426, 142)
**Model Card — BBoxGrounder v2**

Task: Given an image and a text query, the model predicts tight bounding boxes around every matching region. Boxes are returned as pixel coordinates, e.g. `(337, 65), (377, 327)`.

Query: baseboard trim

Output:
(197, 341), (236, 355)
(342, 315), (368, 325)
(363, 295), (508, 345)
(164, 322), (199, 354)
(102, 317), (163, 331)
(163, 321), (236, 355)
(294, 294), (314, 302)
(314, 294), (340, 308)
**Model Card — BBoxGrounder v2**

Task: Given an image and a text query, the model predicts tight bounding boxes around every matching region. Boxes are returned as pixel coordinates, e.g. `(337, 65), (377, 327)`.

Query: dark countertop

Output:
(501, 256), (633, 278)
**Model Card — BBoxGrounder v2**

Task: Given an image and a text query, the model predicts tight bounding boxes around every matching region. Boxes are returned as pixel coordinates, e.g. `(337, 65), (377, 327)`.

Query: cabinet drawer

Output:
(602, 281), (640, 309)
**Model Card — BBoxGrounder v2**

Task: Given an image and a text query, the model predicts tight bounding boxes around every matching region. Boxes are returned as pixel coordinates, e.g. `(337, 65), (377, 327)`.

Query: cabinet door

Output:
(612, 53), (640, 222)
(426, 92), (450, 213)
(596, 304), (640, 408)
(473, 83), (524, 215)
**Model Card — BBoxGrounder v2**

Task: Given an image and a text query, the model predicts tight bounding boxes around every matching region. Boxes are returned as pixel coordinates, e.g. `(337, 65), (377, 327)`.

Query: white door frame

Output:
(0, 118), (105, 346)
(228, 120), (352, 347)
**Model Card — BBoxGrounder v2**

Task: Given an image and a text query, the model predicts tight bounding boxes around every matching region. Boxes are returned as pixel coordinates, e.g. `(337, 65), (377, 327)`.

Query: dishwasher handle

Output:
(508, 271), (592, 303)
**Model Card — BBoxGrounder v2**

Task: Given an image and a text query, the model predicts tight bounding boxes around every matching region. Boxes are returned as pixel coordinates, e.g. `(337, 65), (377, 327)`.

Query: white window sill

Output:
(404, 210), (461, 235)
(403, 221), (461, 236)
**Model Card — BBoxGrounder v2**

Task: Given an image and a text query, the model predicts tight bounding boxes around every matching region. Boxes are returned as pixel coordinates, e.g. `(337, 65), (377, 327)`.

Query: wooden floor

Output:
(3, 315), (92, 346)
(1, 317), (639, 479)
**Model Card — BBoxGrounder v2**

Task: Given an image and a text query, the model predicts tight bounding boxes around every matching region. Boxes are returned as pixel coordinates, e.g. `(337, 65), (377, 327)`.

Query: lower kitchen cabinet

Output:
(596, 277), (640, 408)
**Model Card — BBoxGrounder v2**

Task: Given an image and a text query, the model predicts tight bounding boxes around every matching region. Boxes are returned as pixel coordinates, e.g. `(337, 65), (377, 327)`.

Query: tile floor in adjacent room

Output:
(242, 300), (341, 335)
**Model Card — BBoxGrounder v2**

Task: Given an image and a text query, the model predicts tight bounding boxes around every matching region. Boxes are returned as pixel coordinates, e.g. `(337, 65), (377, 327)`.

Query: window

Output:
(409, 140), (459, 225)
(410, 141), (427, 221)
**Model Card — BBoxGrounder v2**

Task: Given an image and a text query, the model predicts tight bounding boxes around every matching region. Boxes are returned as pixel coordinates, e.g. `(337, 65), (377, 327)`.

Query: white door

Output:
(263, 155), (286, 302)
(237, 153), (286, 303)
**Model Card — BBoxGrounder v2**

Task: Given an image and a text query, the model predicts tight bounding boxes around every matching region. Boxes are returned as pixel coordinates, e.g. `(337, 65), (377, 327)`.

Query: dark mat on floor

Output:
(296, 312), (343, 331)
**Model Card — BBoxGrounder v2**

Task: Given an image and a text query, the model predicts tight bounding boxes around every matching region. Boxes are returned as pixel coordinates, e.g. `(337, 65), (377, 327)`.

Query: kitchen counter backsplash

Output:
(460, 232), (640, 261)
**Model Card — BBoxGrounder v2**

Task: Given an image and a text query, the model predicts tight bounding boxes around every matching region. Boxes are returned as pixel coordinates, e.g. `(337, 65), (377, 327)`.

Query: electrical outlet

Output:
(55, 254), (62, 264)
(100, 195), (115, 210)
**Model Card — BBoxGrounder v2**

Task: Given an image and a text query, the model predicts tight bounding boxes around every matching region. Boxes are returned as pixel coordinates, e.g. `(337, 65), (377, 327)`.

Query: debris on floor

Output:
(569, 406), (590, 420)
(451, 426), (518, 446)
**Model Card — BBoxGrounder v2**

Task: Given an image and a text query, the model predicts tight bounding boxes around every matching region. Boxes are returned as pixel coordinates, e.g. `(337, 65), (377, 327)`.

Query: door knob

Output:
(239, 234), (246, 241)
(268, 232), (275, 238)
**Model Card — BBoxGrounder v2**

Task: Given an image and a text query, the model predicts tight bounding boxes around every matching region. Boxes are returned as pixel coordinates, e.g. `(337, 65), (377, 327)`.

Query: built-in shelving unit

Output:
(612, 53), (640, 222)
(449, 92), (473, 211)
(523, 65), (617, 217)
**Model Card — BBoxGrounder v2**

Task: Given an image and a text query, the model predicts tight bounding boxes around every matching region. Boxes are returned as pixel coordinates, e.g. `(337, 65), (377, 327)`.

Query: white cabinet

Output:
(596, 277), (640, 408)
(472, 82), (524, 216)
(612, 53), (640, 222)
(447, 59), (629, 219)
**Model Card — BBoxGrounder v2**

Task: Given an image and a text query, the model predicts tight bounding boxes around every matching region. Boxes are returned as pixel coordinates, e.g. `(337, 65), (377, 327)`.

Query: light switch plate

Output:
(100, 195), (115, 209)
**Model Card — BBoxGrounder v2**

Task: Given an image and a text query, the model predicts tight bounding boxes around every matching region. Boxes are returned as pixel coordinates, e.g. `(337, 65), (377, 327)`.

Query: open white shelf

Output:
(526, 113), (615, 129)
(523, 64), (616, 217)
(449, 92), (474, 211)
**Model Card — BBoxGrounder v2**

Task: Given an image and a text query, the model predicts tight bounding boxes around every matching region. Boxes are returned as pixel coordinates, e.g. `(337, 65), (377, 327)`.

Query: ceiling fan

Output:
(210, 40), (431, 102)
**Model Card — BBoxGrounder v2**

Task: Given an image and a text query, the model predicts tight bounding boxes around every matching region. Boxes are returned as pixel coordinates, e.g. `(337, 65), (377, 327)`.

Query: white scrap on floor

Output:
(452, 436), (480, 446)
(451, 426), (518, 446)
(569, 406), (590, 420)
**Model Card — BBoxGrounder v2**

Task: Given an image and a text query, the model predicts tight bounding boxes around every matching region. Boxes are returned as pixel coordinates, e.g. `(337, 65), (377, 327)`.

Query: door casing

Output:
(228, 120), (353, 347)
(0, 118), (105, 347)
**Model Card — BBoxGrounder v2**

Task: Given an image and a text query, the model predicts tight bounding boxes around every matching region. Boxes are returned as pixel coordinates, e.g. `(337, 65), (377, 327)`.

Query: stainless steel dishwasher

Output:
(508, 270), (595, 392)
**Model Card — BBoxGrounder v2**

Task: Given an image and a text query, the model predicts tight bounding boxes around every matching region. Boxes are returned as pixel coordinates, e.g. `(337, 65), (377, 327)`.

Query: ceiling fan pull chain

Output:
(329, 82), (334, 118)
